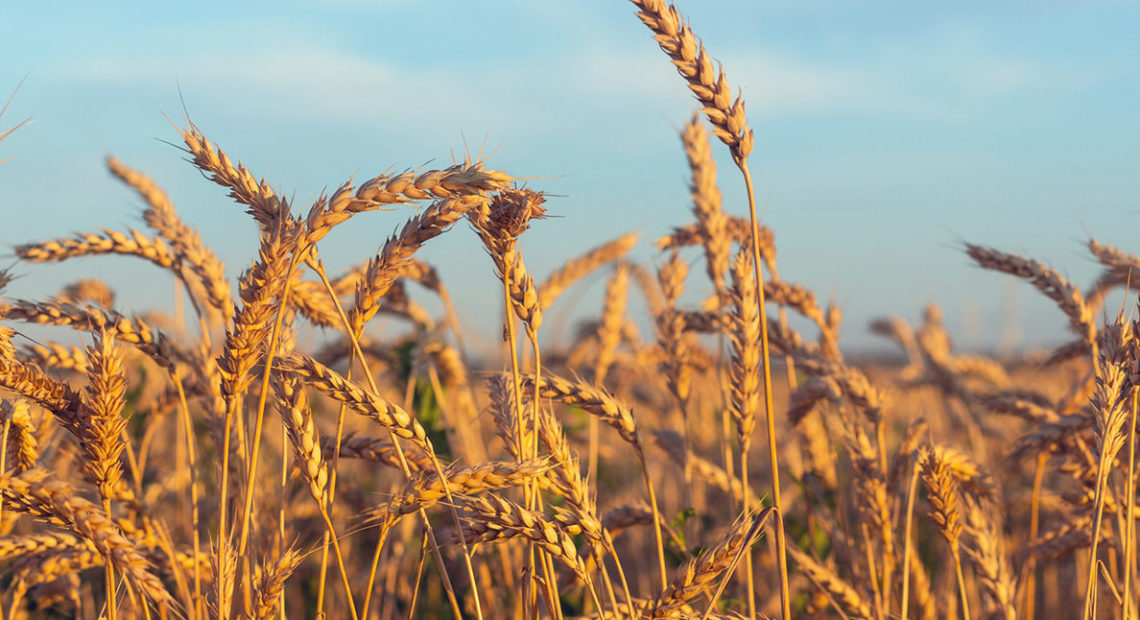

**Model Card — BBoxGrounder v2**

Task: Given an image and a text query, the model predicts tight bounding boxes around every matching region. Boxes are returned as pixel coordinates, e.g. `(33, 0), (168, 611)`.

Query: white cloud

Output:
(50, 23), (1100, 143)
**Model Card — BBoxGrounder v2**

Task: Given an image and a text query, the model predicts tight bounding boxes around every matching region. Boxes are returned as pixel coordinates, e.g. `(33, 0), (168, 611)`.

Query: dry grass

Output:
(2, 2), (1139, 619)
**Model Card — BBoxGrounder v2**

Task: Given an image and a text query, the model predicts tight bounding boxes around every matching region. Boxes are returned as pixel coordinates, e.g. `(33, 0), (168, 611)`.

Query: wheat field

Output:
(0, 1), (1136, 619)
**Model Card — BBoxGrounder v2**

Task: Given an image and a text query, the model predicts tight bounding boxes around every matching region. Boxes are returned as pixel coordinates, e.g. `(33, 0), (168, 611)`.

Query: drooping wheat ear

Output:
(251, 546), (302, 620)
(1086, 237), (1140, 311)
(79, 329), (128, 501)
(649, 510), (769, 618)
(0, 469), (169, 606)
(0, 532), (88, 561)
(785, 544), (875, 620)
(965, 243), (1096, 347)
(277, 352), (431, 451)
(179, 122), (291, 232)
(2, 301), (183, 372)
(304, 162), (512, 244)
(963, 497), (1017, 620)
(681, 114), (730, 296)
(17, 227), (178, 270)
(979, 392), (1059, 424)
(20, 342), (88, 376)
(595, 263), (631, 382)
(728, 247), (760, 450)
(350, 194), (489, 335)
(379, 459), (548, 523)
(538, 232), (638, 309)
(273, 373), (328, 502)
(319, 432), (431, 473)
(0, 349), (89, 443)
(628, 0), (753, 164)
(11, 548), (102, 589)
(519, 374), (640, 447)
(0, 399), (38, 472)
(455, 494), (592, 580)
(107, 156), (233, 317)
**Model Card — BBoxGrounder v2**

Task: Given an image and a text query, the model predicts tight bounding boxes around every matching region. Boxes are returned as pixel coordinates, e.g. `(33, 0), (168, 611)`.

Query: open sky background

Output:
(1, 1), (1138, 356)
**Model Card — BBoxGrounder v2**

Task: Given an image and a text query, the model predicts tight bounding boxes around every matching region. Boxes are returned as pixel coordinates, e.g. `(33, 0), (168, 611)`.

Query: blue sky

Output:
(2, 1), (1138, 354)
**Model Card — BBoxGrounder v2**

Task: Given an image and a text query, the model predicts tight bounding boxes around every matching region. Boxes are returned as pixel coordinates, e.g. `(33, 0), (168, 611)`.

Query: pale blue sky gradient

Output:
(2, 1), (1138, 353)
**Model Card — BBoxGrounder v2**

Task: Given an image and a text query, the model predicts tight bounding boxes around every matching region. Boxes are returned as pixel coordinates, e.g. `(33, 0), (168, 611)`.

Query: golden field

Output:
(0, 1), (1136, 619)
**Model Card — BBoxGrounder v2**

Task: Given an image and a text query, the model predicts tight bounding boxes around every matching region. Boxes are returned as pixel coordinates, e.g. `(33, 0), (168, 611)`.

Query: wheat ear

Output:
(0, 470), (169, 607)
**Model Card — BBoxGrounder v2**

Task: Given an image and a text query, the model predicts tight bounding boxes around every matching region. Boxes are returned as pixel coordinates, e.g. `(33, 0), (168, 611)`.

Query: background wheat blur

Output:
(2, 2), (1139, 619)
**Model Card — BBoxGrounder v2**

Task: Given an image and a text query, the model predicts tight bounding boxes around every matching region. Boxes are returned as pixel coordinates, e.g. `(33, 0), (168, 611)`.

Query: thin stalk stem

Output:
(739, 162), (791, 620)
(900, 461), (921, 620)
(638, 447), (669, 593)
(315, 503), (359, 620)
(741, 448), (756, 620)
(316, 377), (353, 614)
(102, 496), (118, 620)
(215, 395), (238, 614)
(952, 547), (971, 620)
(172, 377), (203, 619)
(363, 520), (392, 620)
(277, 423), (287, 620)
(876, 420), (892, 620)
(525, 330), (570, 619)
(1025, 452), (1047, 620)
(604, 538), (638, 620)
(1086, 454), (1114, 620)
(500, 272), (536, 619)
